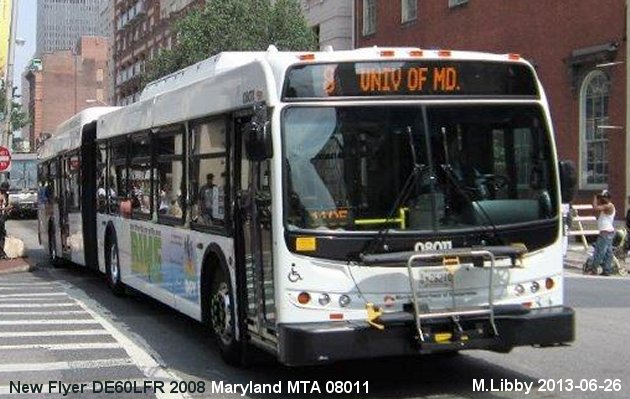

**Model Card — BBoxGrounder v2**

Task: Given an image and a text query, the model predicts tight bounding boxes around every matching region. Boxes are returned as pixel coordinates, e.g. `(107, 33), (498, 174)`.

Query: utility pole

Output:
(2, 0), (19, 149)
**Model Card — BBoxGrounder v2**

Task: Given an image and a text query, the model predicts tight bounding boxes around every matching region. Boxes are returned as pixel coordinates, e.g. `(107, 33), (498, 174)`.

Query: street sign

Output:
(0, 146), (11, 172)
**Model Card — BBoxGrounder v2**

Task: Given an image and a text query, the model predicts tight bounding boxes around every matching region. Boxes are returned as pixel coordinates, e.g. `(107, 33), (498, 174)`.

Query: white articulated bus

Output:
(38, 107), (119, 268)
(40, 47), (576, 366)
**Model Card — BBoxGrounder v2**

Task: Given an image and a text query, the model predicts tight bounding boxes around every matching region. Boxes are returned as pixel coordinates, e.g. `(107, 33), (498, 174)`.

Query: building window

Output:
(362, 0), (376, 36)
(448, 0), (469, 7)
(401, 0), (417, 23)
(580, 70), (610, 188)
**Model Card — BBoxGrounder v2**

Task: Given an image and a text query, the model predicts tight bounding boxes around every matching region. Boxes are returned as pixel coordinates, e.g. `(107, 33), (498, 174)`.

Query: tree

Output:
(0, 86), (28, 134)
(142, 0), (317, 88)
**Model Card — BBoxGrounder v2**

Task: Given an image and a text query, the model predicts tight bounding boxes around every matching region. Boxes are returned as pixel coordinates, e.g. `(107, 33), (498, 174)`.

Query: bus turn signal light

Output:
(545, 278), (555, 290)
(297, 292), (311, 304)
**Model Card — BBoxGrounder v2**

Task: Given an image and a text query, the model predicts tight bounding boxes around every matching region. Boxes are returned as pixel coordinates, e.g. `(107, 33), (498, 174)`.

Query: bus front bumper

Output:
(277, 306), (574, 366)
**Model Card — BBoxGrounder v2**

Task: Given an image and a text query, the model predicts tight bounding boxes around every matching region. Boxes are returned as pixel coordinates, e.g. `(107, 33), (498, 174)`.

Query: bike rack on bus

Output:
(405, 249), (500, 347)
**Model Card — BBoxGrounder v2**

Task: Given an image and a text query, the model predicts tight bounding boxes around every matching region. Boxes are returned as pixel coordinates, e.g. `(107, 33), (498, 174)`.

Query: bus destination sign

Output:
(283, 61), (539, 99)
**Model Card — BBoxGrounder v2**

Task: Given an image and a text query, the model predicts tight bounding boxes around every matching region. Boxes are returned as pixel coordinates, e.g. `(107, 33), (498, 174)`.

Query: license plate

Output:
(417, 269), (454, 289)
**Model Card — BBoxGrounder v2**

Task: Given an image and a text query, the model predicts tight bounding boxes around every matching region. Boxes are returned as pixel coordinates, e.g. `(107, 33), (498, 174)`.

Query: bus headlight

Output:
(514, 284), (525, 296)
(530, 281), (540, 293)
(318, 293), (330, 306)
(339, 295), (351, 307)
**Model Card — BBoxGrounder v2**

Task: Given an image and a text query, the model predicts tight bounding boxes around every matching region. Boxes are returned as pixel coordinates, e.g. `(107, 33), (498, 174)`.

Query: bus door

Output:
(236, 115), (276, 339)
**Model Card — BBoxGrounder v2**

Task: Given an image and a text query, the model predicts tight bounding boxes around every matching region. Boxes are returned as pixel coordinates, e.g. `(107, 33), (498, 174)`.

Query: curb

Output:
(0, 258), (34, 275)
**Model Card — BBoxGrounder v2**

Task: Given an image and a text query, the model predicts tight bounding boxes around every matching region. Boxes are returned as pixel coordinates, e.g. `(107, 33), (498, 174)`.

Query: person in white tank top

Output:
(591, 190), (615, 276)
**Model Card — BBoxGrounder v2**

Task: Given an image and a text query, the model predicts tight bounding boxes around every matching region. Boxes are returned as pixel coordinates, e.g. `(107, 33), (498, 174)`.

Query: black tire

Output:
(209, 266), (242, 365)
(105, 233), (125, 296)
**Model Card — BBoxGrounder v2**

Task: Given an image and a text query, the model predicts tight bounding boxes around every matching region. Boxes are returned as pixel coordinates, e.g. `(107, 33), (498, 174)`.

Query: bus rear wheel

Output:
(209, 267), (241, 365)
(105, 234), (125, 296)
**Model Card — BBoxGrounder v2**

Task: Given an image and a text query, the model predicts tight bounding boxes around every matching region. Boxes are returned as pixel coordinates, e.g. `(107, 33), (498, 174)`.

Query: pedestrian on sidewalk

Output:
(591, 190), (615, 276)
(0, 182), (11, 260)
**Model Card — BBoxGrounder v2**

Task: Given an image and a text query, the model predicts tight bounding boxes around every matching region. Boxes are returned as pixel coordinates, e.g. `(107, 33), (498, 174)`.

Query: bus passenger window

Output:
(128, 134), (152, 218)
(109, 139), (128, 215)
(156, 129), (184, 223)
(191, 119), (227, 227)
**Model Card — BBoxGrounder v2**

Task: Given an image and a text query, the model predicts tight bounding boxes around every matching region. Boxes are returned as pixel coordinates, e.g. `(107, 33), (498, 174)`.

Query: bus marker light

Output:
(409, 50), (424, 57)
(297, 292), (311, 304)
(508, 53), (521, 60)
(339, 295), (351, 307)
(522, 302), (532, 309)
(329, 313), (343, 320)
(545, 278), (554, 290)
(438, 50), (452, 57)
(296, 237), (316, 252)
(298, 53), (316, 61)
(318, 293), (331, 306)
(380, 50), (395, 57)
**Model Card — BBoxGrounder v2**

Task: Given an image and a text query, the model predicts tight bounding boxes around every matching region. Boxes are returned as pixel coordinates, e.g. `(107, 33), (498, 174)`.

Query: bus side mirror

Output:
(558, 160), (577, 203)
(245, 121), (272, 161)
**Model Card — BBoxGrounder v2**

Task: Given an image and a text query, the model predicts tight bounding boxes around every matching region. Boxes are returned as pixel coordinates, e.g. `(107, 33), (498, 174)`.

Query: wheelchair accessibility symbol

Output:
(288, 265), (303, 283)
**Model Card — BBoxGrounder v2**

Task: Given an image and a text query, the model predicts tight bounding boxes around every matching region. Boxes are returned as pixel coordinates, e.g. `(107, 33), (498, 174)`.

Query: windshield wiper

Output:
(439, 163), (506, 246)
(359, 126), (427, 259)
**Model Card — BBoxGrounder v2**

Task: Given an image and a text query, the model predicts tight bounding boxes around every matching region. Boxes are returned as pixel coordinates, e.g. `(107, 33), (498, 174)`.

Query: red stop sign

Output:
(0, 146), (11, 172)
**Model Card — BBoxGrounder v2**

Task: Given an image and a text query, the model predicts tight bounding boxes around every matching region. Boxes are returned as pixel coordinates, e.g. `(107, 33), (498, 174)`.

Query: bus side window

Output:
(191, 118), (227, 227)
(156, 128), (185, 222)
(109, 139), (128, 215)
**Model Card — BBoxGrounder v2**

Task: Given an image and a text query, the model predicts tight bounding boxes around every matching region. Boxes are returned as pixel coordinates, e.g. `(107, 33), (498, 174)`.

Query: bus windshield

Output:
(10, 159), (38, 191)
(283, 104), (557, 232)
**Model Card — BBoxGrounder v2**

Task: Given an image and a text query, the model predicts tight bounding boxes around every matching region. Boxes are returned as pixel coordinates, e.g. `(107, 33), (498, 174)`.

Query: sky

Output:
(14, 0), (36, 94)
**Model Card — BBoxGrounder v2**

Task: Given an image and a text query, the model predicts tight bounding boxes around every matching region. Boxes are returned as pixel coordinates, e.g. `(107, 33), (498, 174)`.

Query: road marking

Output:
(0, 342), (122, 350)
(0, 310), (88, 316)
(73, 297), (191, 399)
(0, 299), (75, 304)
(0, 329), (108, 338)
(0, 292), (68, 298)
(0, 319), (101, 325)
(0, 303), (79, 308)
(0, 358), (133, 373)
(0, 282), (58, 286)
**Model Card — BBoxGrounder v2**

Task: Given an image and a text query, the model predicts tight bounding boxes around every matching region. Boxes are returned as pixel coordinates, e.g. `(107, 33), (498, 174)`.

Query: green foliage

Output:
(142, 0), (317, 88)
(0, 86), (28, 133)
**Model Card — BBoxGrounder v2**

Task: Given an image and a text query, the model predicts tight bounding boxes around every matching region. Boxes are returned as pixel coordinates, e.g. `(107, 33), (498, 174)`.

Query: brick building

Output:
(355, 0), (627, 211)
(113, 0), (204, 105)
(23, 37), (109, 148)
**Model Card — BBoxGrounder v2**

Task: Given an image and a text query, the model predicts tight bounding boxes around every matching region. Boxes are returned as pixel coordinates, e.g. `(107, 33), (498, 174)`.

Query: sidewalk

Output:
(564, 243), (589, 270)
(0, 257), (33, 274)
(0, 236), (31, 274)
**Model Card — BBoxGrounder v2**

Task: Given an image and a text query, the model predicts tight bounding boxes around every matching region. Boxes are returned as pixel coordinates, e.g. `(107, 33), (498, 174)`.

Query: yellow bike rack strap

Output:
(366, 303), (384, 330)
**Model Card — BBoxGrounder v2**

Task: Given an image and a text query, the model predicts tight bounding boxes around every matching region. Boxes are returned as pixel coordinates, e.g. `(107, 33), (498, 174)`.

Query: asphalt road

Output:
(1, 219), (628, 399)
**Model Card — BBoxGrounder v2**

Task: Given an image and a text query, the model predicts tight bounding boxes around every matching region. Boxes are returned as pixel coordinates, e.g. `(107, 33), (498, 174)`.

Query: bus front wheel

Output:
(105, 233), (125, 296)
(209, 267), (241, 365)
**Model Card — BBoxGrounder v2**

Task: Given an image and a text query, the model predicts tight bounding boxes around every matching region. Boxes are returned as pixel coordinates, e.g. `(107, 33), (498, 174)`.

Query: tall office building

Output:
(36, 0), (105, 56)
